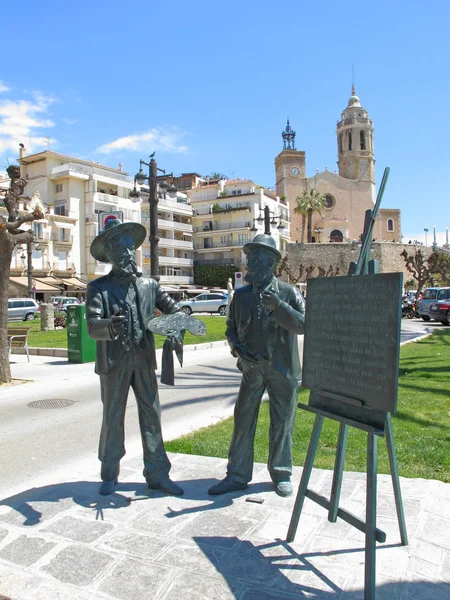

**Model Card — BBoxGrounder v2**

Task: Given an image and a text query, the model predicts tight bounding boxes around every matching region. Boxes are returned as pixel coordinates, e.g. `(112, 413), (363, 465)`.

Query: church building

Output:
(275, 87), (401, 244)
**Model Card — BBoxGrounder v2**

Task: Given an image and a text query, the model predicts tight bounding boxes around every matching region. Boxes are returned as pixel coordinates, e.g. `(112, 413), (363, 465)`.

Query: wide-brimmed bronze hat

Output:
(243, 233), (281, 262)
(90, 216), (146, 263)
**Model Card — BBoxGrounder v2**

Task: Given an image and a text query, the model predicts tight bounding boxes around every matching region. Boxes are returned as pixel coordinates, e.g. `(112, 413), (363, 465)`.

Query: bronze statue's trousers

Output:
(227, 358), (298, 485)
(98, 345), (171, 484)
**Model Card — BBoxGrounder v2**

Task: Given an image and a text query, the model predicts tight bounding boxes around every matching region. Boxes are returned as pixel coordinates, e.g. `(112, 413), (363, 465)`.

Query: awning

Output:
(53, 221), (75, 229)
(58, 277), (87, 291)
(9, 276), (61, 293)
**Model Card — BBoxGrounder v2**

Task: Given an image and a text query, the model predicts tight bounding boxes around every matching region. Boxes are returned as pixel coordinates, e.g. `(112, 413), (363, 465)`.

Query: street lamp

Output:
(314, 227), (323, 243)
(130, 154), (176, 281)
(424, 228), (428, 247)
(250, 206), (285, 233)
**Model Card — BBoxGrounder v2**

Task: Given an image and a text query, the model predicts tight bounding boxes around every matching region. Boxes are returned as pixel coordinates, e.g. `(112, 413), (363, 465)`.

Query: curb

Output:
(11, 340), (229, 358)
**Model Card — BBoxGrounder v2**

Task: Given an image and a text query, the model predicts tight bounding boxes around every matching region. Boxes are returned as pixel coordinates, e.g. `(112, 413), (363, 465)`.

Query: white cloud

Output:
(97, 127), (188, 155)
(0, 91), (57, 154)
(62, 117), (78, 125)
(0, 81), (10, 93)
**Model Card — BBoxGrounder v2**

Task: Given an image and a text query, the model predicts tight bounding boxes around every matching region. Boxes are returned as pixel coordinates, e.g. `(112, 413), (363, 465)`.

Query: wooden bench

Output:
(7, 327), (32, 362)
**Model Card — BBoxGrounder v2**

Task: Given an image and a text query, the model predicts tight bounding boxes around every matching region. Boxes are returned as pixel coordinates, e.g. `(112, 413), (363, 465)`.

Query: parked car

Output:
(178, 292), (228, 316)
(7, 298), (40, 321)
(419, 287), (450, 321)
(50, 296), (81, 312)
(428, 297), (450, 325)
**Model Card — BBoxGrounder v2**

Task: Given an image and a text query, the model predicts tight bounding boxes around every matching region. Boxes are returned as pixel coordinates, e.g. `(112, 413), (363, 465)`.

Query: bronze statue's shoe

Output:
(99, 479), (118, 496)
(148, 477), (184, 496)
(208, 477), (248, 495)
(274, 481), (293, 497)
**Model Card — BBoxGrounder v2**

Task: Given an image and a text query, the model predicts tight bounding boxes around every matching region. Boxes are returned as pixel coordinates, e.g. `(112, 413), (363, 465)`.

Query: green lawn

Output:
(7, 316), (227, 349)
(165, 329), (450, 483)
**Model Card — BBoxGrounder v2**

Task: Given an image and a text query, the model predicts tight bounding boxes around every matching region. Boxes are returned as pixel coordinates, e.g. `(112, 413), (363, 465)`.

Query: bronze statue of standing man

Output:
(86, 217), (183, 496)
(209, 232), (305, 497)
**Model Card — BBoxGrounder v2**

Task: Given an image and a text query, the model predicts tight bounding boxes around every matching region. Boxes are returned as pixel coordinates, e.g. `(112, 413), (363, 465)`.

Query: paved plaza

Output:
(0, 452), (449, 599)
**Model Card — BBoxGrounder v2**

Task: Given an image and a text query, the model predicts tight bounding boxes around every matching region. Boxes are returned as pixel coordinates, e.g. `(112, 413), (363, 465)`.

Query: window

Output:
(221, 235), (232, 246)
(238, 233), (250, 244)
(329, 229), (344, 243)
(339, 134), (343, 153)
(387, 219), (394, 232)
(33, 222), (43, 238)
(56, 183), (63, 193)
(58, 228), (69, 242)
(58, 251), (66, 270)
(348, 132), (352, 151)
(360, 131), (366, 150)
(54, 203), (67, 216)
(323, 195), (335, 209)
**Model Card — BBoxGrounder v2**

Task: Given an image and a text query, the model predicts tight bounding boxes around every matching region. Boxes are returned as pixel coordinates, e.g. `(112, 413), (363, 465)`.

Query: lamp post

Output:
(314, 227), (323, 243)
(250, 206), (285, 234)
(131, 154), (176, 281)
(424, 228), (428, 247)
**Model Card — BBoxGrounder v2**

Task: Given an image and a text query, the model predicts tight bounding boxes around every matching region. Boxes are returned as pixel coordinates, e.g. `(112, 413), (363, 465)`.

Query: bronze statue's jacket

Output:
(226, 278), (305, 381)
(86, 272), (178, 375)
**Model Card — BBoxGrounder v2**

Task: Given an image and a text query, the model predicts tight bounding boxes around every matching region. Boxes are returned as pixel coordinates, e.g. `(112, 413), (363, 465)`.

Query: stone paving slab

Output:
(0, 453), (449, 600)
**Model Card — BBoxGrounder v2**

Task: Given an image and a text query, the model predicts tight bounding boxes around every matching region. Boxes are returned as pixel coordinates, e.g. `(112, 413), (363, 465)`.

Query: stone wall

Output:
(283, 242), (432, 285)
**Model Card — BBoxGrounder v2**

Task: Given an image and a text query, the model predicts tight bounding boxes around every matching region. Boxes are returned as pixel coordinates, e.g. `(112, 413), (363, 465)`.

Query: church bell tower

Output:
(336, 86), (375, 183)
(275, 119), (306, 201)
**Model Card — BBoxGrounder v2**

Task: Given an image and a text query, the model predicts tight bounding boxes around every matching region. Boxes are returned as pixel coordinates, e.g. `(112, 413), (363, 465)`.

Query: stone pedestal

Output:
(40, 303), (54, 331)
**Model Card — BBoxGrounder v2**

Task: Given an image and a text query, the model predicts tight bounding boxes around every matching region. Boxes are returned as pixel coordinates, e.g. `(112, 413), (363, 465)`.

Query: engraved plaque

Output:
(302, 273), (402, 415)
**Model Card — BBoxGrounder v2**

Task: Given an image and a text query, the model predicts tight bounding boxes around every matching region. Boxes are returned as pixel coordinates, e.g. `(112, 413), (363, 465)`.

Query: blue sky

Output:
(1, 0), (449, 243)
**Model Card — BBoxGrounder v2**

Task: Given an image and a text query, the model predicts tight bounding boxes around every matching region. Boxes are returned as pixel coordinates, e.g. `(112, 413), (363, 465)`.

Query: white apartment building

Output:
(188, 178), (290, 271)
(7, 149), (138, 287)
(139, 187), (194, 285)
(5, 149), (195, 296)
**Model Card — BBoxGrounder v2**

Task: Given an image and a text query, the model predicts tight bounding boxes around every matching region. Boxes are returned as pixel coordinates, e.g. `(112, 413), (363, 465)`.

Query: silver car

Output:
(8, 298), (39, 321)
(178, 292), (228, 316)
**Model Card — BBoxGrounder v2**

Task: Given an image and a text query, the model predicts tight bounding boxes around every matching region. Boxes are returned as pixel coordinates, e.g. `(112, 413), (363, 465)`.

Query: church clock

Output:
(290, 166), (300, 177)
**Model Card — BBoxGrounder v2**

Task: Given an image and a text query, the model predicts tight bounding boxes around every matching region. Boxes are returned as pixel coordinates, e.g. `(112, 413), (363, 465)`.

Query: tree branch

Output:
(3, 210), (44, 229)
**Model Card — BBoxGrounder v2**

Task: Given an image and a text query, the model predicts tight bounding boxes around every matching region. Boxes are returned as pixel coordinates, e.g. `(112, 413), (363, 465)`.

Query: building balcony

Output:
(194, 258), (235, 266)
(193, 202), (252, 216)
(159, 275), (194, 285)
(157, 218), (193, 233)
(158, 238), (193, 249)
(50, 162), (132, 184)
(194, 220), (252, 233)
(195, 240), (246, 251)
(159, 256), (193, 267)
(52, 235), (73, 245)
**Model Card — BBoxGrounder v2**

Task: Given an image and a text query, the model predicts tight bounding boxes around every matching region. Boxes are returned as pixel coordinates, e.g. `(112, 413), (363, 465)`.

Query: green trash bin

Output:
(67, 304), (96, 363)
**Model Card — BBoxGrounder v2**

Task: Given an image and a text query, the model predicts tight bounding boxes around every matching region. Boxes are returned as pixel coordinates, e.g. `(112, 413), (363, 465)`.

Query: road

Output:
(1, 317), (440, 501)
(1, 344), (241, 500)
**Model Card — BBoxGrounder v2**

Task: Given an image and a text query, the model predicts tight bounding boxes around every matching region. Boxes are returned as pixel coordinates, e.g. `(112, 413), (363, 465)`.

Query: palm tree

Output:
(208, 172), (228, 180)
(294, 188), (326, 243)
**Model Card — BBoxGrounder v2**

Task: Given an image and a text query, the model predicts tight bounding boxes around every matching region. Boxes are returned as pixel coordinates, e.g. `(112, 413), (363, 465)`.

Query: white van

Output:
(7, 298), (39, 321)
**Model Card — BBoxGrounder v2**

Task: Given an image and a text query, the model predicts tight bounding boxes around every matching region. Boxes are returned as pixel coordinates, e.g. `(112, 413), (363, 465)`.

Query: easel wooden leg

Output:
(365, 431), (378, 600)
(328, 423), (349, 522)
(286, 414), (324, 542)
(386, 412), (408, 545)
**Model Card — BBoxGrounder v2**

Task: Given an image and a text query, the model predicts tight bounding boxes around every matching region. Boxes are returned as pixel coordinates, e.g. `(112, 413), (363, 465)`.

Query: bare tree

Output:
(400, 249), (433, 297)
(0, 163), (45, 383)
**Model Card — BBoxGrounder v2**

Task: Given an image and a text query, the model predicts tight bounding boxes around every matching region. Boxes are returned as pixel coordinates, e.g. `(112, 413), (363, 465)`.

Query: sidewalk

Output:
(0, 454), (449, 600)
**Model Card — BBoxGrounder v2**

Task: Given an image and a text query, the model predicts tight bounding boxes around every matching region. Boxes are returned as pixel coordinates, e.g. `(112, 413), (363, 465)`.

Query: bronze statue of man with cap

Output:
(208, 228), (305, 497)
(86, 216), (183, 496)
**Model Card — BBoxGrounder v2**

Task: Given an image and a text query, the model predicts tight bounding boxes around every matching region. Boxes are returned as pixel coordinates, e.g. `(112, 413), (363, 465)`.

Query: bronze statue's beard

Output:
(244, 268), (267, 284)
(115, 258), (138, 275)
